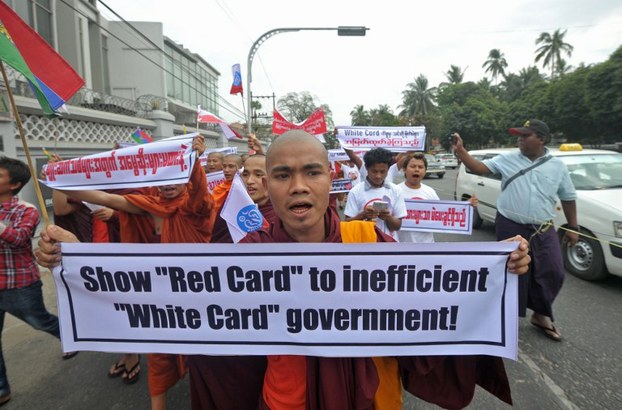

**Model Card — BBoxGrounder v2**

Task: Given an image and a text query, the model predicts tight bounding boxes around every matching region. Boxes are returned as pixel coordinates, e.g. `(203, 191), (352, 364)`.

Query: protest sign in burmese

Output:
(55, 241), (518, 359)
(41, 138), (195, 190)
(402, 199), (473, 235)
(336, 126), (426, 151)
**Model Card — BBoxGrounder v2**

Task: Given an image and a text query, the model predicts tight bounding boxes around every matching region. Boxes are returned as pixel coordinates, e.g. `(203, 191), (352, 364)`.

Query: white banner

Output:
(55, 241), (518, 359)
(327, 148), (368, 163)
(199, 147), (238, 169)
(336, 126), (426, 151)
(41, 138), (195, 190)
(206, 171), (226, 193)
(402, 200), (473, 235)
(330, 178), (354, 193)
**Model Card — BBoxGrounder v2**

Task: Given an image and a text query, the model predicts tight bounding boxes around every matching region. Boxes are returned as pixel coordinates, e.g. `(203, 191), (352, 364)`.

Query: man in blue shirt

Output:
(452, 119), (578, 342)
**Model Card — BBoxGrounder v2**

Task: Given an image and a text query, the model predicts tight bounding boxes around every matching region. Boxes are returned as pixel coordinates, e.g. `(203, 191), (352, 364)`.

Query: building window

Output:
(12, 0), (54, 46)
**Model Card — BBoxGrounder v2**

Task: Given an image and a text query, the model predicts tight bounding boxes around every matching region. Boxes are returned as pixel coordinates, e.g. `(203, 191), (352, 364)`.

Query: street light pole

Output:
(246, 26), (368, 135)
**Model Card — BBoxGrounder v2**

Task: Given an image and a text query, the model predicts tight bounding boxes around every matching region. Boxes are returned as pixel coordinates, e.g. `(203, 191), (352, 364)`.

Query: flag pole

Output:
(240, 94), (247, 132)
(0, 62), (50, 225)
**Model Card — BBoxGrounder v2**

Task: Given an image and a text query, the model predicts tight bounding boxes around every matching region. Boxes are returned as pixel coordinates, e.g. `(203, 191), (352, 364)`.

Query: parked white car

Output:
(424, 154), (445, 178)
(436, 153), (458, 169)
(454, 145), (622, 281)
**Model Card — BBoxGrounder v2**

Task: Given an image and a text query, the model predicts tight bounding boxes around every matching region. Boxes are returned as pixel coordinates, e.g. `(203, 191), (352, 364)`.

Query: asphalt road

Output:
(2, 169), (620, 409)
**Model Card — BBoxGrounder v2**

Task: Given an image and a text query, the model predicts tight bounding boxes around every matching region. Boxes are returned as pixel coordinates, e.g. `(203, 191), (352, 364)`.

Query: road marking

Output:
(518, 347), (580, 410)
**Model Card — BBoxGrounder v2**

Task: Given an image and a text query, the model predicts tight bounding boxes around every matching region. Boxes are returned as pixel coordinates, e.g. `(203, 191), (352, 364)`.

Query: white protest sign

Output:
(55, 241), (518, 359)
(402, 200), (473, 235)
(330, 178), (354, 193)
(336, 126), (426, 151)
(328, 148), (369, 163)
(41, 138), (195, 190)
(206, 171), (226, 193)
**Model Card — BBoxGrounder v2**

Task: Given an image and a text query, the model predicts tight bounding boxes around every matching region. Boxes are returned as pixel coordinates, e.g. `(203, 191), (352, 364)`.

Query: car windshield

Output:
(560, 154), (622, 190)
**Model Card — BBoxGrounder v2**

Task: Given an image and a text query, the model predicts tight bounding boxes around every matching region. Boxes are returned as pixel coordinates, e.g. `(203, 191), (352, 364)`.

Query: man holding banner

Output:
(54, 136), (214, 409)
(239, 131), (530, 408)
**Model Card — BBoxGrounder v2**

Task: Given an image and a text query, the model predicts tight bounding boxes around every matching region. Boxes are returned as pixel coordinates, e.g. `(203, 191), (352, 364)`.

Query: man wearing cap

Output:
(452, 119), (578, 342)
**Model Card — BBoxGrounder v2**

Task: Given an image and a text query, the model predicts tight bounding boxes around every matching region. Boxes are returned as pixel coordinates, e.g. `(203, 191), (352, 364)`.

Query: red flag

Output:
(229, 64), (243, 96)
(197, 106), (243, 140)
(0, 2), (84, 111)
(272, 108), (327, 135)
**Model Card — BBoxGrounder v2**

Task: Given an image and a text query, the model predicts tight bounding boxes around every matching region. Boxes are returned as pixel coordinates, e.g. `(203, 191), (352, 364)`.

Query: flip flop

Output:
(122, 356), (141, 385)
(530, 319), (562, 342)
(108, 361), (126, 378)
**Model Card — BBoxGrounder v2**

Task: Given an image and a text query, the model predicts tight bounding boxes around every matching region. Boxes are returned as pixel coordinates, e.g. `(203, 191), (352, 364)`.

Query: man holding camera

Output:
(344, 147), (407, 240)
(452, 119), (578, 342)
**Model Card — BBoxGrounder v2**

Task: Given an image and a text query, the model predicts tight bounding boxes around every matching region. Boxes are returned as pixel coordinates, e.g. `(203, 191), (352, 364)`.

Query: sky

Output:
(100, 0), (622, 127)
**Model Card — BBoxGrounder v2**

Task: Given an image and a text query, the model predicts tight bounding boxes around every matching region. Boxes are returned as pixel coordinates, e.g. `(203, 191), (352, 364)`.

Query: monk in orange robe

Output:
(59, 136), (214, 410)
(210, 154), (243, 243)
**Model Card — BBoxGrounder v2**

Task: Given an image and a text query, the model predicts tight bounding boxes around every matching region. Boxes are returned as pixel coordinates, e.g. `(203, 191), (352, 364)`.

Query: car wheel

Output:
(472, 205), (483, 229)
(438, 173), (445, 179)
(559, 229), (607, 281)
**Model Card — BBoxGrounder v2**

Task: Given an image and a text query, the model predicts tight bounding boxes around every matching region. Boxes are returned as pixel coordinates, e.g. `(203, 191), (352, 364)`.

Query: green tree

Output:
(276, 91), (335, 145)
(482, 49), (508, 84)
(398, 74), (437, 120)
(535, 29), (574, 79)
(440, 65), (466, 87)
(437, 82), (509, 148)
(350, 104), (371, 125)
(369, 104), (399, 126)
(586, 46), (622, 140)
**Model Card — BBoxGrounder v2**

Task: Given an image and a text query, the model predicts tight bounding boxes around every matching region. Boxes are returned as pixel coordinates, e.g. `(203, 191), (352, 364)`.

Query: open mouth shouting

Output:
(289, 201), (313, 216)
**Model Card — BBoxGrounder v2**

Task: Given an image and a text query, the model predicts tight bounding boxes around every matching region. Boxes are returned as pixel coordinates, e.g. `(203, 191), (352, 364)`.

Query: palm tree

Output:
(398, 74), (437, 119)
(443, 65), (466, 85)
(535, 29), (574, 79)
(518, 66), (544, 88)
(482, 49), (508, 84)
(350, 105), (370, 126)
(556, 59), (573, 76)
(369, 104), (398, 126)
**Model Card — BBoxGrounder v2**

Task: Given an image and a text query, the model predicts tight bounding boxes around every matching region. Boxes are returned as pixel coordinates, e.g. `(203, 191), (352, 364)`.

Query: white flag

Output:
(220, 174), (264, 242)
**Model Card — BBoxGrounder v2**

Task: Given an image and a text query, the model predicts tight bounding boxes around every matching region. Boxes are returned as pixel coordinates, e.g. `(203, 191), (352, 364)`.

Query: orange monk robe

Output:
(122, 161), (215, 397)
(209, 179), (233, 243)
(124, 160), (215, 243)
(212, 179), (233, 210)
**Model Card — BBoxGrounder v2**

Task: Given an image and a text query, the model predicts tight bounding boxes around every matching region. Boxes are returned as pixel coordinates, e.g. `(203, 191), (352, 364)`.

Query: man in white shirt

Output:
(397, 153), (439, 243)
(345, 148), (407, 240)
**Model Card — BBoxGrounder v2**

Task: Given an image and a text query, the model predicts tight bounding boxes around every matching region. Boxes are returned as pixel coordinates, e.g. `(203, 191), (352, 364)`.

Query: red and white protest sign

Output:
(41, 139), (195, 190)
(336, 126), (426, 151)
(401, 199), (473, 235)
(272, 108), (327, 136)
(206, 171), (226, 193)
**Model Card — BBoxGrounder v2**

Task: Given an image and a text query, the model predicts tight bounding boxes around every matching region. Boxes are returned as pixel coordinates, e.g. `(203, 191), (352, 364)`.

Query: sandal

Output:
(122, 355), (141, 385)
(530, 319), (562, 342)
(108, 360), (126, 378)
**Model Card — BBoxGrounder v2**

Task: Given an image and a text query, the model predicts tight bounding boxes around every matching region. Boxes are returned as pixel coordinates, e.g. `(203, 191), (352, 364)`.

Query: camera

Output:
(448, 133), (456, 145)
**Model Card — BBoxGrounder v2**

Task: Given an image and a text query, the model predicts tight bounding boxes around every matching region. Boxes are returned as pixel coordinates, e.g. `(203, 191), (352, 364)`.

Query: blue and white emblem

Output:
(236, 204), (263, 233)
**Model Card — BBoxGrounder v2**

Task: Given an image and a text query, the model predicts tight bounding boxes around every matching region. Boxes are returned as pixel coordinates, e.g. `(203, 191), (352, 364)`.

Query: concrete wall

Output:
(108, 21), (166, 100)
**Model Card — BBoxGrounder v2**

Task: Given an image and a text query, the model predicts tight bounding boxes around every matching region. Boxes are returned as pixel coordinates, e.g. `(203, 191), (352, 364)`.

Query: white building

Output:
(0, 0), (245, 212)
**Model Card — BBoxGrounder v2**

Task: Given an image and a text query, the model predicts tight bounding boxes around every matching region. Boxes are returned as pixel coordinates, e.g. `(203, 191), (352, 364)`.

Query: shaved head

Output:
(263, 130), (332, 242)
(224, 154), (243, 168)
(266, 130), (328, 171)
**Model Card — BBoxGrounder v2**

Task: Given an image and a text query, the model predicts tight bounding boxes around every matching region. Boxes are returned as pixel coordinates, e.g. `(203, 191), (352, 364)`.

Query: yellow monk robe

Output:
(340, 220), (403, 410)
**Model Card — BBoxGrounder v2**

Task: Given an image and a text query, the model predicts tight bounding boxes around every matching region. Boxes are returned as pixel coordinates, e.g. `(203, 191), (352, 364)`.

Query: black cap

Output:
(508, 119), (550, 138)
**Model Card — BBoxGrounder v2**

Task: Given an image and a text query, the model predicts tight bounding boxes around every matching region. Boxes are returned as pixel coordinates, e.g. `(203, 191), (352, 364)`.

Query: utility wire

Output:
(57, 0), (245, 120)
(96, 0), (245, 118)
